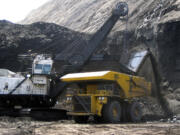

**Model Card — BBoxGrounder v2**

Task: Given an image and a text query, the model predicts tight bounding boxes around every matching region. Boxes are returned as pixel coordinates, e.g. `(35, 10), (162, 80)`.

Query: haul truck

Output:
(61, 70), (151, 123)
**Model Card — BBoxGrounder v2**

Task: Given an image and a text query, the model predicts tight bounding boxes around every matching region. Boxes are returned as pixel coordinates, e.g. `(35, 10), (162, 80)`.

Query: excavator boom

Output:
(50, 2), (129, 98)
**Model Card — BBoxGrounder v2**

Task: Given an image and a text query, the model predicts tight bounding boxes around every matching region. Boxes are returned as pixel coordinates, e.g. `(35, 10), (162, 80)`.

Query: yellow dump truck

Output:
(61, 70), (151, 123)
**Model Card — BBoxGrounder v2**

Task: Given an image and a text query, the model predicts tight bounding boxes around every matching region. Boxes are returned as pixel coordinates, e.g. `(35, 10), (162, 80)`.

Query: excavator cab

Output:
(32, 54), (53, 75)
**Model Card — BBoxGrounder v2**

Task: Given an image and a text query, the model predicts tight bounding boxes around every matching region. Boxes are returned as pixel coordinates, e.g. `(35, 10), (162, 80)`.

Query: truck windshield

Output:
(98, 83), (114, 91)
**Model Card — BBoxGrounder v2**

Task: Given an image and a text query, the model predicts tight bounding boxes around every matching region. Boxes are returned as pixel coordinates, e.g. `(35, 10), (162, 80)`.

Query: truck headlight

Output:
(67, 97), (72, 101)
(98, 97), (105, 100)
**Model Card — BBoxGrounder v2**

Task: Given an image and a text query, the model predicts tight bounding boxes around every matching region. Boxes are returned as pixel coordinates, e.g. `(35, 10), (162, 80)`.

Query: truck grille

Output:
(73, 96), (91, 113)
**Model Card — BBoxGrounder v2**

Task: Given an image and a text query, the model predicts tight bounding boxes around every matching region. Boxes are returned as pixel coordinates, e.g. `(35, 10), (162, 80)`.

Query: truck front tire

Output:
(102, 100), (121, 123)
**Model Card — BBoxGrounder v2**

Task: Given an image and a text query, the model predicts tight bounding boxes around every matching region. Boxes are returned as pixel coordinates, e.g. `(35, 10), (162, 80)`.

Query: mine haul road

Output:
(0, 117), (180, 135)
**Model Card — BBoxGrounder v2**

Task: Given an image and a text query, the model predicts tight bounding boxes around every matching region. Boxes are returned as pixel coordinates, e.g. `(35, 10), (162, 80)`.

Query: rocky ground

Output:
(0, 117), (180, 135)
(20, 0), (180, 33)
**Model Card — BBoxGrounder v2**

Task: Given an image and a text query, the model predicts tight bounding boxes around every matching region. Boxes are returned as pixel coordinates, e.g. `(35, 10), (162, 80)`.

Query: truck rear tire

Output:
(102, 100), (121, 123)
(73, 116), (89, 123)
(128, 102), (142, 122)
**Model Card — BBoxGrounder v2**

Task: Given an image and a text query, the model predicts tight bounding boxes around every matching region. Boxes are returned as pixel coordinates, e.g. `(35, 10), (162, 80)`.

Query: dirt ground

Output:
(0, 117), (180, 135)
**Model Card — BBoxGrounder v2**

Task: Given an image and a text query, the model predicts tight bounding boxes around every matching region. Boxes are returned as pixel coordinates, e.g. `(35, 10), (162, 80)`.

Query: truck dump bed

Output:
(61, 70), (151, 98)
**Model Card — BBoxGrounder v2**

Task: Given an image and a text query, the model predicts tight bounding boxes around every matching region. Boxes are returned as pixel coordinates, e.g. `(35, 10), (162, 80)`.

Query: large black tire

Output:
(102, 100), (121, 123)
(128, 102), (142, 122)
(73, 116), (89, 123)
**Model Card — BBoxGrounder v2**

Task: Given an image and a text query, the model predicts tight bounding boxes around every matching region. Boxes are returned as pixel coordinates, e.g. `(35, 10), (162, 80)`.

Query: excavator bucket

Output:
(126, 50), (149, 73)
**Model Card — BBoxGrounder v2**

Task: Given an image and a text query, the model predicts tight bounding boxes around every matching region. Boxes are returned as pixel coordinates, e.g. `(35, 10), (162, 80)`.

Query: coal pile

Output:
(0, 20), (88, 71)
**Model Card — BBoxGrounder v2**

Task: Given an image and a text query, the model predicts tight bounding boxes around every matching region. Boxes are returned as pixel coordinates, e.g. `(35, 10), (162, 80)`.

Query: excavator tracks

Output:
(0, 108), (68, 121)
